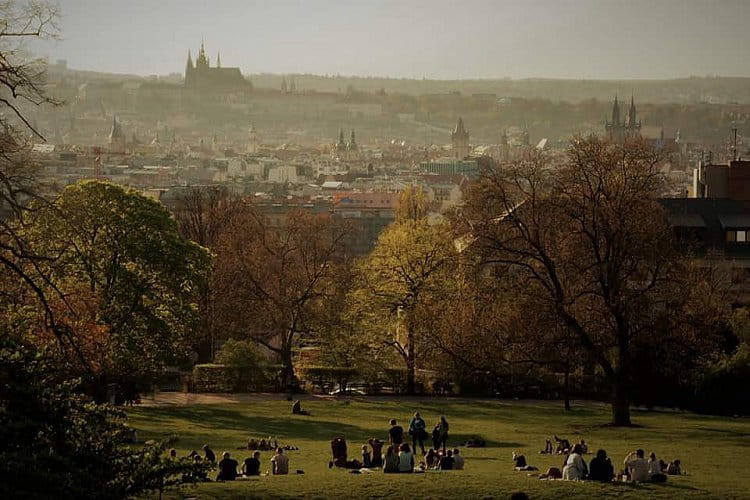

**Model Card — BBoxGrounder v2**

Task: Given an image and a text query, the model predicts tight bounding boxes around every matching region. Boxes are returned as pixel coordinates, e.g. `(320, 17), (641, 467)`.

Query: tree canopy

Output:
(17, 181), (210, 395)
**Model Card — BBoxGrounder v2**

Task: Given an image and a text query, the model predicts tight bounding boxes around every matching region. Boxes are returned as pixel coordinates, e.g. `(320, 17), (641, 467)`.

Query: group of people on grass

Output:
(170, 444), (292, 481)
(514, 437), (683, 484)
(328, 412), (464, 473)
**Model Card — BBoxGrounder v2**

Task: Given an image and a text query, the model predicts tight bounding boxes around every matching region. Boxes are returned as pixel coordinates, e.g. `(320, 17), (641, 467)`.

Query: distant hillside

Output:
(52, 65), (750, 105)
(248, 74), (750, 105)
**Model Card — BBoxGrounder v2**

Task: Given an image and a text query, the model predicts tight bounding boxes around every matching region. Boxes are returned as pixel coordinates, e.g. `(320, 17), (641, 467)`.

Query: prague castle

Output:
(184, 42), (251, 92)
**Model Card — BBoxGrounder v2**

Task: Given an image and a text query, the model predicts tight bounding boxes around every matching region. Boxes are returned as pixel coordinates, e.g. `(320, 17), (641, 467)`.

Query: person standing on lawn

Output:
(388, 419), (404, 446)
(436, 416), (449, 454)
(408, 412), (427, 455)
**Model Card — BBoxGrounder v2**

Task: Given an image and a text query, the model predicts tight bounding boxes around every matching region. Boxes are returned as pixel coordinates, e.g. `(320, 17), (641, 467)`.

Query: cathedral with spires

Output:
(184, 41), (251, 92)
(605, 95), (641, 142)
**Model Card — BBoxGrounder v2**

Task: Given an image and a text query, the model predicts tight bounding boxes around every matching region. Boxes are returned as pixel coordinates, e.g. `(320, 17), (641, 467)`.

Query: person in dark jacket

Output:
(408, 412), (427, 455)
(588, 449), (614, 482)
(217, 452), (238, 481)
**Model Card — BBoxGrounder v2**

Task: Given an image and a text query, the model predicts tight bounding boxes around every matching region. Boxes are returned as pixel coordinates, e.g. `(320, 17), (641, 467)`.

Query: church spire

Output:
(628, 94), (637, 127)
(186, 49), (193, 71)
(611, 95), (621, 126)
(196, 40), (208, 68)
(216, 51), (221, 68)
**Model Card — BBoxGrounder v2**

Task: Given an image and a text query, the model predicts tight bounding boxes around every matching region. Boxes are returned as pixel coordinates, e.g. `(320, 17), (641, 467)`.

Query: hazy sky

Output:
(36, 0), (750, 79)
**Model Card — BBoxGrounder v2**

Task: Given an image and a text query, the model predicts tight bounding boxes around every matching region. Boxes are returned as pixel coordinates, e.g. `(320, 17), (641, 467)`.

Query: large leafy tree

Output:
(19, 181), (210, 397)
(350, 217), (455, 394)
(211, 206), (348, 390)
(460, 138), (729, 425)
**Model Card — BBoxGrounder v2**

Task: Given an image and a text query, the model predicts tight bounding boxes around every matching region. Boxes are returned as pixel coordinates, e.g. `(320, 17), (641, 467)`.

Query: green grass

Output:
(126, 397), (750, 499)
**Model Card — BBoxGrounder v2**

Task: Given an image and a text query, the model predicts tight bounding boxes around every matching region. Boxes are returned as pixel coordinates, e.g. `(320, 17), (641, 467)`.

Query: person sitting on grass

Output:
(388, 419), (404, 446)
(398, 443), (415, 473)
(666, 459), (682, 475)
(292, 400), (310, 415)
(554, 435), (571, 454)
(439, 449), (455, 470)
(512, 452), (538, 472)
(648, 452), (667, 483)
(578, 439), (588, 454)
(424, 448), (440, 469)
(242, 451), (261, 476)
(452, 448), (465, 470)
(624, 449), (650, 482)
(217, 452), (238, 481)
(588, 449), (614, 482)
(562, 444), (588, 480)
(383, 445), (400, 473)
(540, 439), (553, 454)
(368, 438), (384, 468)
(362, 444), (372, 468)
(202, 444), (216, 463)
(328, 437), (363, 469)
(271, 447), (290, 475)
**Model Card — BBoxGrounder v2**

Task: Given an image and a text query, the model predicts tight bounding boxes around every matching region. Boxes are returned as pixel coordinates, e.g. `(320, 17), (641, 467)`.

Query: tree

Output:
(395, 184), (427, 221)
(0, 332), (209, 499)
(211, 207), (348, 390)
(19, 181), (210, 398)
(0, 1), (65, 343)
(350, 218), (455, 394)
(173, 186), (239, 361)
(461, 138), (729, 425)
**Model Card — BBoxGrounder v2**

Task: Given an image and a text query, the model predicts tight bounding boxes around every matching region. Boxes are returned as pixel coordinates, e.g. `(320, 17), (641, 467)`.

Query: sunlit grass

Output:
(126, 397), (750, 499)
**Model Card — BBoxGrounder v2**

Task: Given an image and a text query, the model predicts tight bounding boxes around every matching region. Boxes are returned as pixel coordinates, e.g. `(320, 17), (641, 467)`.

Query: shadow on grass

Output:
(131, 406), (402, 443)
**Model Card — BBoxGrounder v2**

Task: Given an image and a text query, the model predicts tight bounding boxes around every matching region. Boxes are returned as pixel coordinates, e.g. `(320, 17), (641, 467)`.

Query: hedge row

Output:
(192, 364), (283, 393)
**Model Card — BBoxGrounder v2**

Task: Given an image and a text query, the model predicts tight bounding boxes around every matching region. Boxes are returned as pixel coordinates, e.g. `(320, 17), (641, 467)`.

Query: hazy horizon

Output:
(37, 0), (750, 80)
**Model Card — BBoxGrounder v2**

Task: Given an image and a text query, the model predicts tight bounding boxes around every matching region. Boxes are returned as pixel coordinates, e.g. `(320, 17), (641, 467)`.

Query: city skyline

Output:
(37, 0), (750, 80)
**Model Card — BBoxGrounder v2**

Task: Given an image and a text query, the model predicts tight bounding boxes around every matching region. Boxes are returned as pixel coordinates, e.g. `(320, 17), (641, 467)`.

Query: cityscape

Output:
(1, 1), (749, 499)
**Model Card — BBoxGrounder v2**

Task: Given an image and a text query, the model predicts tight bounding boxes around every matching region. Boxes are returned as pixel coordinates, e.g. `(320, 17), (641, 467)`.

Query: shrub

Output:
(692, 345), (750, 415)
(299, 366), (358, 393)
(192, 363), (282, 393)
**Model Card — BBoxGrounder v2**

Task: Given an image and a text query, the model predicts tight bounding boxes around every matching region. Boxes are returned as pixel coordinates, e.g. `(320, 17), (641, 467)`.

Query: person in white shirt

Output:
(624, 449), (650, 482)
(398, 442), (414, 473)
(562, 444), (588, 480)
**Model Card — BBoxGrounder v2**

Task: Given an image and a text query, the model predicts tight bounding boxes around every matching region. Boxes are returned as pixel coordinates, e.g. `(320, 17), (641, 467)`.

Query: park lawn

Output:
(126, 397), (750, 499)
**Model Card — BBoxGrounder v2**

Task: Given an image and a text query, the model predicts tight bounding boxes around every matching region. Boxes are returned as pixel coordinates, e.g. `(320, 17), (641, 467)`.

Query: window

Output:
(727, 231), (737, 242)
(738, 231), (747, 243)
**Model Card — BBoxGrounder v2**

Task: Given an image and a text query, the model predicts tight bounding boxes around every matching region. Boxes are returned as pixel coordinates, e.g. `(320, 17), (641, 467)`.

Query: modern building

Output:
(693, 159), (750, 206)
(419, 159), (478, 176)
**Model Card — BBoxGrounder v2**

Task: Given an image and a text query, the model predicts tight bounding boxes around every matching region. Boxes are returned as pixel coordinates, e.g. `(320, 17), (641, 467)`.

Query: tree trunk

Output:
(611, 379), (631, 426)
(406, 326), (416, 395)
(563, 369), (571, 411)
(280, 347), (295, 393)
